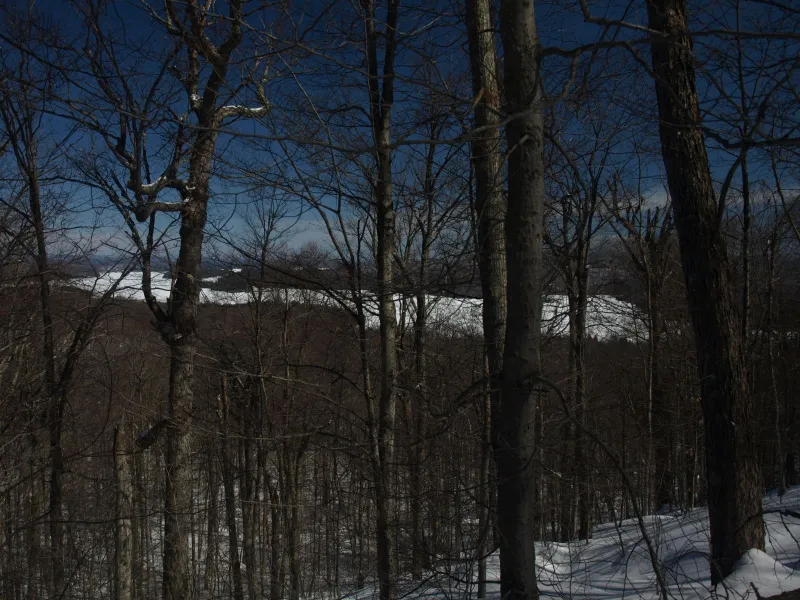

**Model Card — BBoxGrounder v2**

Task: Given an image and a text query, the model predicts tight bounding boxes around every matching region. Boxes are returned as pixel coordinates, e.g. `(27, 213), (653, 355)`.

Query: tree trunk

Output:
(114, 422), (133, 600)
(287, 452), (302, 600)
(740, 153), (751, 351)
(363, 1), (400, 597)
(242, 395), (259, 600)
(409, 173), (433, 579)
(766, 227), (786, 495)
(24, 124), (63, 600)
(465, 1), (506, 592)
(573, 262), (590, 541)
(47, 391), (66, 599)
(646, 0), (764, 582)
(496, 0), (545, 596)
(558, 420), (574, 542)
(645, 272), (673, 512)
(266, 472), (284, 600)
(26, 456), (41, 600)
(204, 444), (218, 595)
(219, 377), (244, 600)
(163, 340), (196, 600)
(477, 369), (492, 600)
(465, 0), (506, 383)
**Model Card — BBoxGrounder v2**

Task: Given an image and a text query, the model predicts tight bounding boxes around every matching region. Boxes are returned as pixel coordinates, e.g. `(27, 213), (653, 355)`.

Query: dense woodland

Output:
(0, 0), (799, 599)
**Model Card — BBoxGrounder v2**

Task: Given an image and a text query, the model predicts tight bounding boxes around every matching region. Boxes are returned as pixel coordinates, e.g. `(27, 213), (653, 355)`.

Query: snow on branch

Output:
(132, 175), (188, 197)
(216, 104), (271, 121)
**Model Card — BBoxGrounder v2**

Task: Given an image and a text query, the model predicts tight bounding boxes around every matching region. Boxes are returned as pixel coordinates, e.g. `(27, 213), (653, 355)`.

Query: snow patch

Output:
(719, 549), (800, 599)
(64, 271), (646, 339)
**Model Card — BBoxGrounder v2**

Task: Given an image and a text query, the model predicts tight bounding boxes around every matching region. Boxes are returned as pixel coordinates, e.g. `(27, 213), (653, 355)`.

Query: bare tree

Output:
(496, 0), (546, 596)
(608, 191), (677, 512)
(647, 0), (765, 582)
(362, 2), (401, 596)
(73, 2), (271, 597)
(464, 0), (506, 591)
(0, 7), (133, 596)
(114, 419), (133, 600)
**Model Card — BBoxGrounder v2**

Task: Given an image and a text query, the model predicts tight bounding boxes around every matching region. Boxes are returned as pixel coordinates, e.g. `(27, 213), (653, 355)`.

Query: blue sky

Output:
(4, 0), (798, 264)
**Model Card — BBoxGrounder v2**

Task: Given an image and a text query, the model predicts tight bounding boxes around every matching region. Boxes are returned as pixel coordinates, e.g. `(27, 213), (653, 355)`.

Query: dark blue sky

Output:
(5, 0), (798, 261)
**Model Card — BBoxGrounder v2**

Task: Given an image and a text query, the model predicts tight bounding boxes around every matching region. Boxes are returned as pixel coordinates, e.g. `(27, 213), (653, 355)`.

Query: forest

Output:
(0, 0), (798, 599)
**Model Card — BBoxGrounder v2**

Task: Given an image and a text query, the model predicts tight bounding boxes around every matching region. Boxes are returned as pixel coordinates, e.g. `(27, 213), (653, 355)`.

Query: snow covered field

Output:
(66, 271), (645, 341)
(348, 488), (800, 600)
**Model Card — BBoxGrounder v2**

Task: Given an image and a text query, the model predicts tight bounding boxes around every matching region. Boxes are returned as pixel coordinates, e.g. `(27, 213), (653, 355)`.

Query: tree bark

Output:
(766, 225), (786, 495)
(363, 1), (400, 597)
(409, 144), (434, 579)
(219, 377), (244, 600)
(465, 0), (506, 386)
(284, 451), (302, 600)
(266, 473), (284, 600)
(496, 0), (545, 596)
(646, 0), (764, 582)
(572, 260), (590, 541)
(465, 1), (506, 592)
(241, 389), (259, 600)
(650, 294), (674, 510)
(204, 443), (218, 595)
(477, 367), (492, 600)
(163, 340), (197, 600)
(114, 421), (133, 600)
(26, 456), (41, 600)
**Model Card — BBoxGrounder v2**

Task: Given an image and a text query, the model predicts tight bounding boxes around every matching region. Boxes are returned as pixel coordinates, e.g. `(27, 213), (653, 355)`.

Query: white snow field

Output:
(340, 488), (799, 600)
(66, 271), (646, 340)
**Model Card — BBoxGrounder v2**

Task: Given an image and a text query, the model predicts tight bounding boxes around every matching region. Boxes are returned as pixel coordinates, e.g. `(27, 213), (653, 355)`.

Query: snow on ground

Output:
(354, 487), (800, 600)
(65, 271), (645, 340)
(330, 488), (800, 600)
(721, 549), (800, 599)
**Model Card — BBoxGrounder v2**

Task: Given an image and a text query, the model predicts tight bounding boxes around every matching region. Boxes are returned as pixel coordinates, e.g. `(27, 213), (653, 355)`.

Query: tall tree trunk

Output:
(266, 474), (284, 600)
(558, 419), (574, 541)
(740, 154), (751, 351)
(574, 261), (590, 541)
(465, 1), (506, 592)
(242, 391), (259, 600)
(477, 367), (492, 600)
(219, 378), (244, 600)
(409, 136), (437, 579)
(131, 454), (141, 600)
(465, 0), (506, 382)
(646, 0), (764, 582)
(23, 124), (64, 600)
(163, 341), (196, 600)
(26, 456), (41, 600)
(134, 452), (147, 600)
(363, 1), (400, 597)
(766, 226), (786, 495)
(114, 422), (133, 600)
(204, 444), (218, 595)
(161, 122), (219, 600)
(496, 0), (545, 596)
(47, 390), (65, 598)
(409, 308), (427, 580)
(650, 295), (673, 510)
(286, 451), (302, 600)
